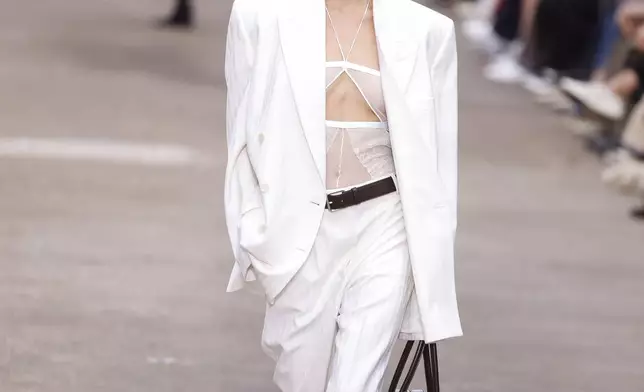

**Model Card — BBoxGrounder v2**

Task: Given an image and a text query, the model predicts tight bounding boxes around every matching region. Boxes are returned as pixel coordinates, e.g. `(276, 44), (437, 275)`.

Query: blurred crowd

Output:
(452, 0), (644, 219)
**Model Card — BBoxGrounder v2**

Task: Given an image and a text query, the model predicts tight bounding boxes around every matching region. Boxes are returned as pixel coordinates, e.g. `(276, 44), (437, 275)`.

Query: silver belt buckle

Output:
(325, 189), (343, 212)
(326, 188), (357, 212)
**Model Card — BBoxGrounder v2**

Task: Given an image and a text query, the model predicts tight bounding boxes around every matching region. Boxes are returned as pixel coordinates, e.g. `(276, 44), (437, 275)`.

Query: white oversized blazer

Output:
(224, 0), (462, 343)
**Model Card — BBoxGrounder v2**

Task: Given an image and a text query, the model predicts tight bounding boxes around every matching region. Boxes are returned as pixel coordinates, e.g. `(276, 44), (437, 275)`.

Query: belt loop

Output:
(349, 187), (358, 205)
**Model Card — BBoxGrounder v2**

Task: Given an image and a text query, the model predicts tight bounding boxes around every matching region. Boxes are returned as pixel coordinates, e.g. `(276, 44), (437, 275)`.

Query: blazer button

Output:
(260, 184), (269, 193)
(258, 133), (265, 144)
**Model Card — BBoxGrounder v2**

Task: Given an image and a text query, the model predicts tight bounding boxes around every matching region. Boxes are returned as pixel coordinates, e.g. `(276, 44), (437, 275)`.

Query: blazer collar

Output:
(278, 0), (327, 182)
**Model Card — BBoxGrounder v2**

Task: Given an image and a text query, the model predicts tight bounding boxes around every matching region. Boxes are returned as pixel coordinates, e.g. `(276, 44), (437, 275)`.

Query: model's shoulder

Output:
(231, 0), (281, 24)
(231, 0), (262, 17)
(402, 2), (454, 32)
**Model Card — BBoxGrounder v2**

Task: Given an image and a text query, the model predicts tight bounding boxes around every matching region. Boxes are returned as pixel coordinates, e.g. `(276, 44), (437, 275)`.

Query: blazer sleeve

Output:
(224, 2), (261, 279)
(431, 22), (458, 232)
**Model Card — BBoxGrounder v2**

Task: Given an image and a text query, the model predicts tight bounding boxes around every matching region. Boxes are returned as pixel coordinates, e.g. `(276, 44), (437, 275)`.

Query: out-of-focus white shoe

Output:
(526, 69), (576, 112)
(461, 19), (491, 42)
(456, 0), (498, 20)
(455, 2), (478, 19)
(560, 77), (626, 120)
(483, 54), (525, 84)
(535, 89), (576, 112)
(602, 150), (644, 197)
(506, 40), (525, 59)
(522, 74), (557, 96)
(561, 116), (603, 137)
(477, 0), (500, 19)
(462, 20), (503, 54)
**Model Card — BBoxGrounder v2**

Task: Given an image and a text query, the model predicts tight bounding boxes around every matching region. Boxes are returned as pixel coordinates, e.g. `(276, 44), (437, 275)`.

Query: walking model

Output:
(224, 0), (461, 390)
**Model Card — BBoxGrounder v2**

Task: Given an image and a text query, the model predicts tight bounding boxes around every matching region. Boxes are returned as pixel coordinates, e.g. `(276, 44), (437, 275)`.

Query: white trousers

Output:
(261, 190), (413, 392)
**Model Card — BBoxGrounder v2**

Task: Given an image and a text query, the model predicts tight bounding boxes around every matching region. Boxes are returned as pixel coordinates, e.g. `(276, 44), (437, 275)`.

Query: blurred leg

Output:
(159, 0), (193, 28)
(532, 0), (601, 80)
(592, 4), (620, 75)
(519, 0), (540, 41)
(494, 0), (522, 42)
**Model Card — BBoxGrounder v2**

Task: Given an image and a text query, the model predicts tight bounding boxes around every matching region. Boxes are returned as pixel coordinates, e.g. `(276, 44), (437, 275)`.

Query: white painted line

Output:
(0, 138), (210, 166)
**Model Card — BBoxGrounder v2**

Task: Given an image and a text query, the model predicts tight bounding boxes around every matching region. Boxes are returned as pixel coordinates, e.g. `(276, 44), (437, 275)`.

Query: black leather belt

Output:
(326, 176), (397, 211)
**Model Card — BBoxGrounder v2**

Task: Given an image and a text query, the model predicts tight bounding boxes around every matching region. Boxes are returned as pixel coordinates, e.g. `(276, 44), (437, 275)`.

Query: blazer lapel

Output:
(374, 0), (418, 94)
(375, 0), (439, 176)
(278, 0), (327, 182)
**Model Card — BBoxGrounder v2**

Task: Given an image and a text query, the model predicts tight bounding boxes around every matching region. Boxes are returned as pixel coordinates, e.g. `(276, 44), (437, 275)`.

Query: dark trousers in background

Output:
(530, 0), (602, 80)
(493, 0), (522, 42)
(593, 0), (620, 70)
(174, 0), (191, 16)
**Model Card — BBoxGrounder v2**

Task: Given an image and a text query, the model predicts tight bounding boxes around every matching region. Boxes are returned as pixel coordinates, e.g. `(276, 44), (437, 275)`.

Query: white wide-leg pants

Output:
(261, 190), (413, 392)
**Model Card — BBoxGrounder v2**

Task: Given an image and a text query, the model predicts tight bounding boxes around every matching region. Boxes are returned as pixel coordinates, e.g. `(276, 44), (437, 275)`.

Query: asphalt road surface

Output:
(1, 1), (642, 391)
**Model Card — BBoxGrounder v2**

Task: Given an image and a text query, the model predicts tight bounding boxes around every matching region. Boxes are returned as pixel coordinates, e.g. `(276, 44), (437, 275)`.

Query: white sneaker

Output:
(477, 0), (500, 19)
(455, 2), (478, 19)
(535, 89), (576, 112)
(483, 54), (525, 84)
(462, 20), (502, 54)
(506, 40), (525, 59)
(524, 69), (574, 111)
(560, 77), (626, 120)
(461, 19), (491, 42)
(456, 0), (498, 20)
(602, 151), (644, 196)
(522, 74), (556, 96)
(523, 75), (574, 111)
(561, 116), (603, 137)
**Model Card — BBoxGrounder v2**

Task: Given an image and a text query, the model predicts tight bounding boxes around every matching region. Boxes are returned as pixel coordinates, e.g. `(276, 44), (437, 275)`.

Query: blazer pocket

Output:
(239, 206), (268, 257)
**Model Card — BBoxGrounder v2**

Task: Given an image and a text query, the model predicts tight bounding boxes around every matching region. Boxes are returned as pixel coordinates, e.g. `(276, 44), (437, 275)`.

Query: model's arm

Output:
(431, 22), (458, 232)
(224, 1), (261, 278)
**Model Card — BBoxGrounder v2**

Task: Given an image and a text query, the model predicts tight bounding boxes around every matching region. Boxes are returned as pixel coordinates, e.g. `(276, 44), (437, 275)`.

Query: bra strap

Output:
(325, 0), (371, 62)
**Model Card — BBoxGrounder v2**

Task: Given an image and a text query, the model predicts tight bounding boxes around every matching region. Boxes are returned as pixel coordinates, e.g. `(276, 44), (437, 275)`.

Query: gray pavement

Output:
(0, 1), (642, 391)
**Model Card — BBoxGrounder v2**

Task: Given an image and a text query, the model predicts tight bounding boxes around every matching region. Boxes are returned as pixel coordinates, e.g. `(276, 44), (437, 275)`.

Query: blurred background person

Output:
(458, 0), (644, 217)
(561, 1), (644, 123)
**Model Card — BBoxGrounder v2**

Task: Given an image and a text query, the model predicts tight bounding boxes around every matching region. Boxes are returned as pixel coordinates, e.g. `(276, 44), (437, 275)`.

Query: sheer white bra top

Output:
(325, 1), (395, 190)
